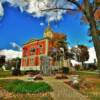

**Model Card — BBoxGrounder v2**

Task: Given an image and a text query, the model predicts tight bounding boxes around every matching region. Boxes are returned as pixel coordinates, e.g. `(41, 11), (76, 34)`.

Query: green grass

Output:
(0, 70), (12, 77)
(77, 71), (98, 78)
(77, 71), (100, 100)
(84, 93), (100, 100)
(0, 79), (53, 93)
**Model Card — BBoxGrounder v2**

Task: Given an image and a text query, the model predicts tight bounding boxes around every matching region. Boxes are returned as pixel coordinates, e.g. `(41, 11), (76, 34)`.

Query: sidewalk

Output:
(0, 76), (89, 100)
(44, 77), (89, 100)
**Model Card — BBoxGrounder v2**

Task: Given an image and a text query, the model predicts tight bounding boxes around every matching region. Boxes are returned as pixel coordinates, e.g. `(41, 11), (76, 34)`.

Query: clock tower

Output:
(44, 23), (53, 39)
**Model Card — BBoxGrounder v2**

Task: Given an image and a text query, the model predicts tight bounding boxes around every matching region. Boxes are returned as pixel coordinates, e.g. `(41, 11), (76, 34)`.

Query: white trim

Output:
(45, 39), (48, 55)
(21, 65), (61, 71)
(20, 66), (40, 71)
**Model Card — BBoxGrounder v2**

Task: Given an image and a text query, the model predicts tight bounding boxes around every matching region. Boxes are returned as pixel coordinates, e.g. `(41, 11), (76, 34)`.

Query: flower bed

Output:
(0, 79), (53, 93)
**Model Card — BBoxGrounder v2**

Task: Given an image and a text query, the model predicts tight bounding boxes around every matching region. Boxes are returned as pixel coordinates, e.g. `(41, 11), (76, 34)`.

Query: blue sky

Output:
(0, 2), (93, 50)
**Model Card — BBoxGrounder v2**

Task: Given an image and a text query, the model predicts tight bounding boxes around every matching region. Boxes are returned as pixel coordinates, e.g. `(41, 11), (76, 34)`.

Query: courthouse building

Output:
(21, 26), (67, 71)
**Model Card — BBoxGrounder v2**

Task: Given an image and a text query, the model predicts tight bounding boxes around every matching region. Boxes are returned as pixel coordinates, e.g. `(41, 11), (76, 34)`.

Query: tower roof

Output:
(44, 23), (53, 38)
(44, 24), (53, 33)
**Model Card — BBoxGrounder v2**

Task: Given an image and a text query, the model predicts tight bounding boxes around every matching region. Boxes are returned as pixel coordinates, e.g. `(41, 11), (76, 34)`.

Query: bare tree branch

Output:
(93, 0), (100, 14)
(93, 7), (98, 15)
(41, 7), (79, 12)
(67, 0), (90, 22)
(40, 0), (90, 22)
(67, 0), (82, 10)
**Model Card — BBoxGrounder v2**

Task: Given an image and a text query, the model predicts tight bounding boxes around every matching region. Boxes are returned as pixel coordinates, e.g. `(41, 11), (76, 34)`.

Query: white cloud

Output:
(71, 59), (81, 66)
(0, 49), (22, 60)
(26, 0), (68, 22)
(85, 47), (97, 63)
(0, 1), (4, 16)
(7, 0), (28, 12)
(40, 22), (44, 26)
(71, 47), (97, 66)
(0, 42), (22, 60)
(0, 0), (74, 22)
(10, 42), (22, 51)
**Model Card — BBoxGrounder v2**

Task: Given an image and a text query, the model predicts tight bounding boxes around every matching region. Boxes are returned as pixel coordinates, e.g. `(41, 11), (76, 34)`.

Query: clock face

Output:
(44, 31), (53, 38)
(48, 32), (53, 38)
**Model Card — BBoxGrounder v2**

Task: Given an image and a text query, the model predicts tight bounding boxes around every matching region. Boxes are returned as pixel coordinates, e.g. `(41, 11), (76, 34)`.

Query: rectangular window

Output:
(29, 58), (34, 66)
(39, 45), (44, 54)
(30, 48), (36, 55)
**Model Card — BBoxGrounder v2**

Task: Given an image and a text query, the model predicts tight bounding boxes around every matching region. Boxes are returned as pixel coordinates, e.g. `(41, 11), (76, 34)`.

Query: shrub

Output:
(5, 80), (53, 93)
(74, 64), (80, 71)
(56, 74), (68, 79)
(34, 74), (43, 80)
(24, 70), (40, 75)
(68, 71), (77, 75)
(62, 67), (69, 74)
(87, 64), (97, 70)
(12, 69), (21, 76)
(72, 82), (80, 90)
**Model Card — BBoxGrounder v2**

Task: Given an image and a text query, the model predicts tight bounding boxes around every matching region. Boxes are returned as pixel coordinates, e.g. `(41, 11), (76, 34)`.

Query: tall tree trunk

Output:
(81, 61), (84, 69)
(84, 0), (100, 75)
(68, 0), (100, 73)
(90, 20), (100, 75)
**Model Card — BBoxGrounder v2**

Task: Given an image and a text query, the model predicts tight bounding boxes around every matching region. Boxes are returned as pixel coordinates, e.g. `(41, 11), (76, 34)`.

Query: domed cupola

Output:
(44, 23), (53, 39)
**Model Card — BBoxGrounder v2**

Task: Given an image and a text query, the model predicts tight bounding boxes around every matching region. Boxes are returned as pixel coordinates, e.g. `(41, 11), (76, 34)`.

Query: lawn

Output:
(0, 79), (53, 93)
(77, 71), (99, 77)
(77, 71), (100, 100)
(0, 70), (12, 77)
(0, 79), (53, 100)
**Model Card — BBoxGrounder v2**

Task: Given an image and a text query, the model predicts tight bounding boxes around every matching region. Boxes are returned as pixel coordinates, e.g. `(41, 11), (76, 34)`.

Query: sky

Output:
(0, 1), (94, 50)
(0, 0), (96, 62)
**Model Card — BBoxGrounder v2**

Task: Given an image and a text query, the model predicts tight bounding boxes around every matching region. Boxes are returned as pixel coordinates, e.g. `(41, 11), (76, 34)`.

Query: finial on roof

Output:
(48, 20), (50, 27)
(44, 21), (53, 38)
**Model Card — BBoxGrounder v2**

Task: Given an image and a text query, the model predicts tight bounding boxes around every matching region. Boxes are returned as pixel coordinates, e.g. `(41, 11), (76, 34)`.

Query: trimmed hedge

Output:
(62, 67), (69, 74)
(4, 80), (53, 93)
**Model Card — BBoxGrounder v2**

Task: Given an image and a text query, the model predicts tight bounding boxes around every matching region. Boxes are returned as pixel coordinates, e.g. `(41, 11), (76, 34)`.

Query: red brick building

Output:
(21, 26), (66, 71)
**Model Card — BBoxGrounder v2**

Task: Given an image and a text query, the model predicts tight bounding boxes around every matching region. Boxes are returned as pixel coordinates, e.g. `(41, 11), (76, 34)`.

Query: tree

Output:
(46, 27), (68, 60)
(6, 57), (21, 70)
(68, 0), (100, 73)
(0, 55), (5, 68)
(37, 0), (100, 75)
(71, 45), (89, 68)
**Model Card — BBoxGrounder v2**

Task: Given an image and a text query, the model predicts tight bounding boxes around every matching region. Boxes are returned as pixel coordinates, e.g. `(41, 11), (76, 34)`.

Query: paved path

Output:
(44, 77), (89, 100)
(0, 76), (26, 80)
(0, 76), (89, 100)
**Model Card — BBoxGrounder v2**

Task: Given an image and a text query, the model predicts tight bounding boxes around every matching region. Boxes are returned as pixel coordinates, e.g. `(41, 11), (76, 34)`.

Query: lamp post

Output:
(52, 47), (58, 69)
(60, 48), (64, 68)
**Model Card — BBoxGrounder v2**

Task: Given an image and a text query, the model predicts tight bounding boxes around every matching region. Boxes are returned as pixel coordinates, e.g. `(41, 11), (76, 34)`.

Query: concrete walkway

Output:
(44, 77), (89, 100)
(0, 76), (89, 100)
(0, 76), (26, 80)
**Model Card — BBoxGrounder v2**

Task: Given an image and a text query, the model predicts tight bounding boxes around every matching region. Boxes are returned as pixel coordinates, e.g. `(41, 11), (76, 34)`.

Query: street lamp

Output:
(52, 47), (58, 68)
(60, 48), (64, 68)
